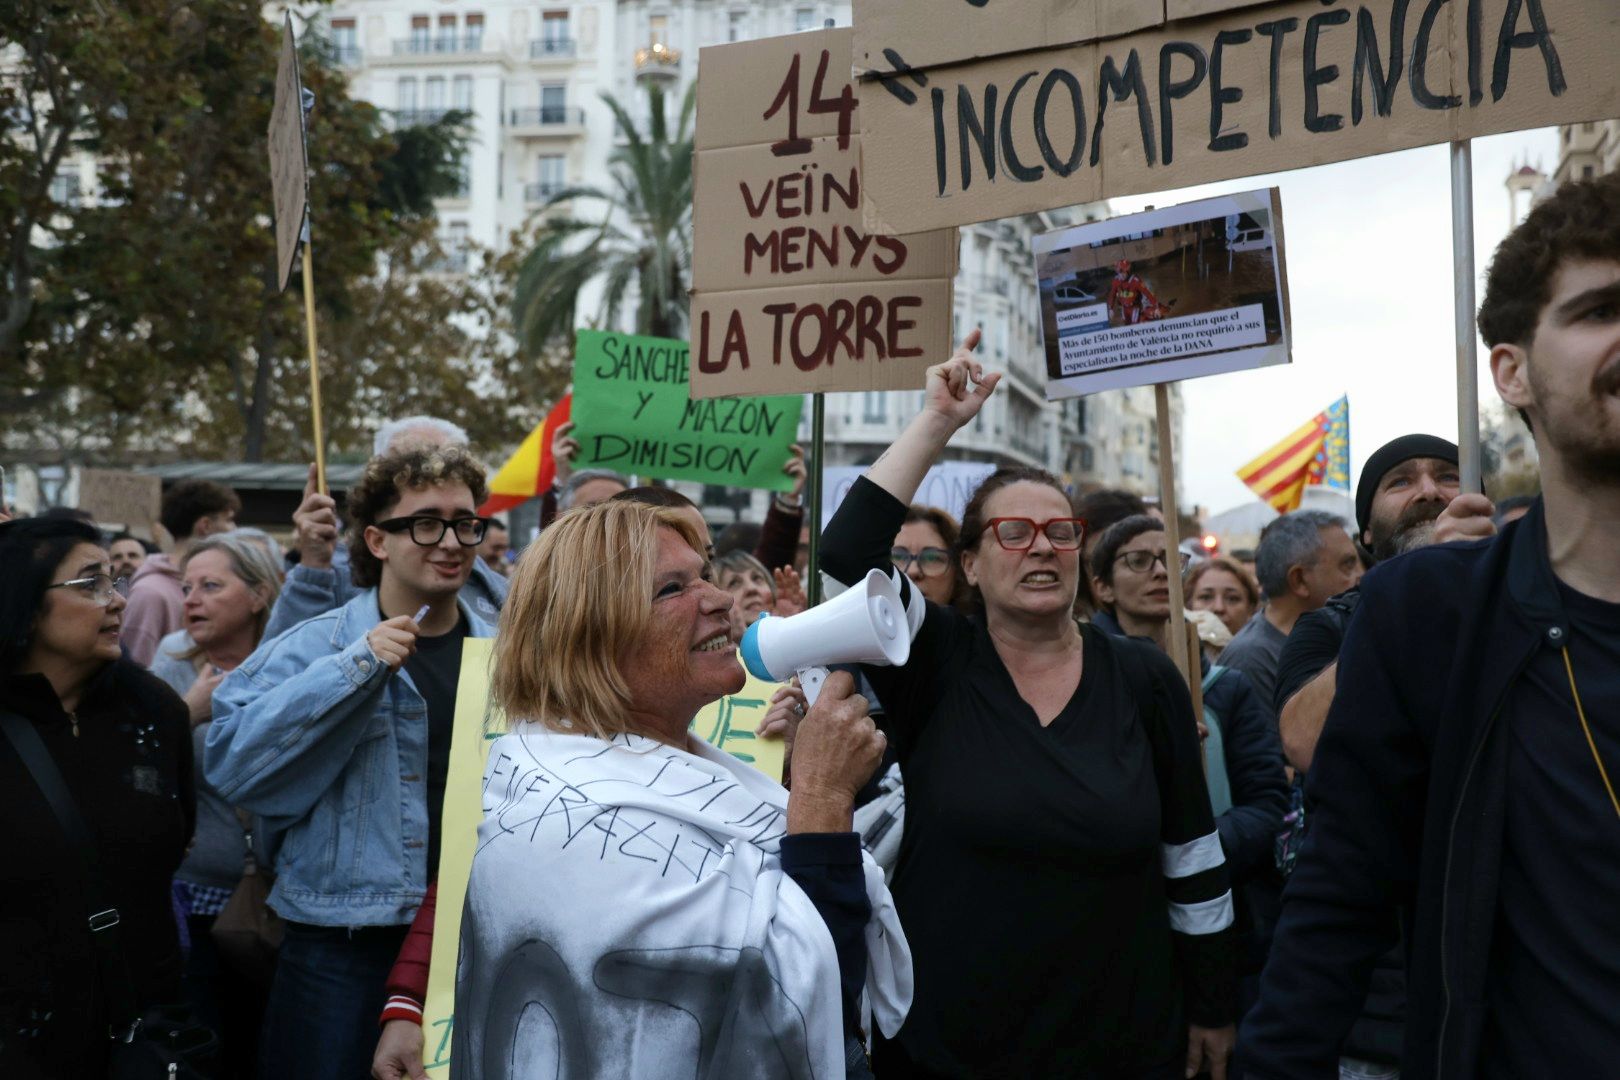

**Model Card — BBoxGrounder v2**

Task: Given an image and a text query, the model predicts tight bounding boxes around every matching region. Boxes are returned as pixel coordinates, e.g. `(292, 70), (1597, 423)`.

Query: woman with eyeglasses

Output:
(892, 506), (964, 608)
(0, 517), (196, 1078)
(150, 532), (283, 1077)
(819, 331), (1237, 1079)
(1091, 516), (1289, 1032)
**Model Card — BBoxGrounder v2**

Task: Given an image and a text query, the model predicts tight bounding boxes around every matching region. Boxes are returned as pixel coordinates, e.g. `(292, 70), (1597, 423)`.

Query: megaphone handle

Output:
(797, 665), (831, 708)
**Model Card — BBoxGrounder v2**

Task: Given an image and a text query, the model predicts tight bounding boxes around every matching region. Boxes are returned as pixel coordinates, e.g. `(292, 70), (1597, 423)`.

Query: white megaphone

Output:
(741, 568), (911, 705)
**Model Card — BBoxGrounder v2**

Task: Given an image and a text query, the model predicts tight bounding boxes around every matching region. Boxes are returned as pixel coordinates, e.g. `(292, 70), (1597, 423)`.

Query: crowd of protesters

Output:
(0, 173), (1615, 1080)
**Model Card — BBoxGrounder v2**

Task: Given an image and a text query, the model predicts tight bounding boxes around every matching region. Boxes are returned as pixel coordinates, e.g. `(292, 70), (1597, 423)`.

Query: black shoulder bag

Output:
(0, 710), (218, 1079)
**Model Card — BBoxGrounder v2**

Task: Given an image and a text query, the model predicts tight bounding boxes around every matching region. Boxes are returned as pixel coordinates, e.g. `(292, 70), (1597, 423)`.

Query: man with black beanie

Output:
(1262, 435), (1471, 1080)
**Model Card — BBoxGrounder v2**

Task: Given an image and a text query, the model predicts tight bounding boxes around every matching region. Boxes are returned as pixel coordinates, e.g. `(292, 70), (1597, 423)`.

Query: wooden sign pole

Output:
(300, 233), (327, 494)
(1155, 382), (1193, 690)
(806, 393), (826, 606)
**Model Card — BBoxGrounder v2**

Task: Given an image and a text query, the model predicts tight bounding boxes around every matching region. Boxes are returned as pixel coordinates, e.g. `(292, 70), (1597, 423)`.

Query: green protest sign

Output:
(571, 330), (803, 492)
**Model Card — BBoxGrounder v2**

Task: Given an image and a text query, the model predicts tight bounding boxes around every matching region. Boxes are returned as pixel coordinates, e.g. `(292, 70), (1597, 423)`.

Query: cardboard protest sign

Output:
(852, 0), (1162, 78)
(821, 462), (996, 531)
(570, 329), (803, 492)
(75, 469), (162, 538)
(421, 641), (789, 1076)
(853, 0), (1620, 234)
(690, 27), (957, 398)
(267, 14), (310, 292)
(1036, 189), (1291, 399)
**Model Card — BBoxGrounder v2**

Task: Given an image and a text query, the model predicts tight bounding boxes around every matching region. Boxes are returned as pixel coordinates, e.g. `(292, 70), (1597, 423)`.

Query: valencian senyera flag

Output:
(478, 392), (572, 516)
(1236, 396), (1350, 514)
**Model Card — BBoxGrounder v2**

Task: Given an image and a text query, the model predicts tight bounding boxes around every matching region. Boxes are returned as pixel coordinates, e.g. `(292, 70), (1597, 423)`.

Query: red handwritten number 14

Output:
(764, 49), (855, 157)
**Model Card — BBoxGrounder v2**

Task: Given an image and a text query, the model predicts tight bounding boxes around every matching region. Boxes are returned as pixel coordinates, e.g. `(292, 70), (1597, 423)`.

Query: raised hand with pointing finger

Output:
(924, 328), (1002, 430)
(551, 420), (581, 485)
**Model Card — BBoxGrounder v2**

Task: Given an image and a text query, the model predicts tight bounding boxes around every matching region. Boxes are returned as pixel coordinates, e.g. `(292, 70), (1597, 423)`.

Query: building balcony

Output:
(530, 38), (577, 60)
(395, 35), (487, 57)
(524, 181), (566, 202)
(392, 108), (453, 127)
(975, 274), (1011, 298)
(333, 45), (362, 66)
(634, 42), (681, 83)
(374, 35), (502, 67)
(508, 106), (586, 137)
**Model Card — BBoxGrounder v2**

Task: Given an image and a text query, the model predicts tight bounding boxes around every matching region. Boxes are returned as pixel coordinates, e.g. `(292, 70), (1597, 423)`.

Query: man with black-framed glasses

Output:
(205, 446), (497, 1080)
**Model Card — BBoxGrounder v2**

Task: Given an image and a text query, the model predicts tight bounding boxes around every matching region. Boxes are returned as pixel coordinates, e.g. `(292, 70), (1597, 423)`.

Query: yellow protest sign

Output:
(421, 641), (787, 1075)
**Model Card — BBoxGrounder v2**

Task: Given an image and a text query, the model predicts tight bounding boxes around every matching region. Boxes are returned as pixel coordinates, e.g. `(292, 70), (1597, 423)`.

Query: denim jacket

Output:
(204, 590), (495, 927)
(264, 545), (507, 641)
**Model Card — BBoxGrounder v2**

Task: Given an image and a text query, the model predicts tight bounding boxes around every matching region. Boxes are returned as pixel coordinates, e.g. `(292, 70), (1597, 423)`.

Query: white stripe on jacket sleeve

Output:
(1169, 890), (1236, 935)
(1161, 830), (1224, 879)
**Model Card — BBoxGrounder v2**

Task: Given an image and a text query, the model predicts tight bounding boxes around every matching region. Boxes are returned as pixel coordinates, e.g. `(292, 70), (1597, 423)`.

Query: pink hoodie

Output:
(122, 553), (183, 667)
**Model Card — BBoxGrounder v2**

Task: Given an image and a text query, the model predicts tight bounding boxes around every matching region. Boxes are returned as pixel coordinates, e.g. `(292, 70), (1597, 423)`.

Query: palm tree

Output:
(511, 84), (694, 355)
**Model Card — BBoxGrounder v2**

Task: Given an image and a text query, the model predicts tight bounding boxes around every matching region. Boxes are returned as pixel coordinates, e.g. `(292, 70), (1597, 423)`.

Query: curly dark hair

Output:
(345, 446), (490, 589)
(1479, 172), (1620, 428)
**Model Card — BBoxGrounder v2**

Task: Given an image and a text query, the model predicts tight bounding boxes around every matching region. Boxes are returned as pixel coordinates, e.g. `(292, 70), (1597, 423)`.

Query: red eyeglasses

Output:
(982, 517), (1086, 551)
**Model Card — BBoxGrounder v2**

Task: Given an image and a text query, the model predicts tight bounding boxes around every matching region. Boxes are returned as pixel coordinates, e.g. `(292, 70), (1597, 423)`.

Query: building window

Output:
(437, 15), (457, 52)
(795, 7), (816, 31)
(728, 10), (747, 41)
(540, 83), (567, 122)
(451, 155), (470, 198)
(440, 221), (470, 273)
(1584, 164), (1597, 179)
(397, 77), (418, 112)
(49, 169), (81, 206)
(424, 76), (445, 117)
(465, 13), (483, 50)
(863, 391), (887, 424)
(542, 11), (570, 49)
(331, 18), (359, 64)
(531, 154), (566, 200)
(453, 75), (473, 111)
(1080, 445), (1095, 473)
(410, 15), (430, 51)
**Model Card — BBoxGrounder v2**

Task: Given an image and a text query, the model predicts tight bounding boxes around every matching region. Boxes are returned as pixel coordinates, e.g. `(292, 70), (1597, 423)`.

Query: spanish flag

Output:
(1236, 396), (1350, 513)
(478, 392), (572, 516)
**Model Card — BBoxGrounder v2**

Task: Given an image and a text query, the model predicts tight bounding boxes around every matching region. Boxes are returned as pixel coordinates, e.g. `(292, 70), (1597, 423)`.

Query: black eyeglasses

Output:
(45, 574), (130, 606)
(891, 546), (951, 576)
(1115, 549), (1171, 574)
(377, 515), (490, 547)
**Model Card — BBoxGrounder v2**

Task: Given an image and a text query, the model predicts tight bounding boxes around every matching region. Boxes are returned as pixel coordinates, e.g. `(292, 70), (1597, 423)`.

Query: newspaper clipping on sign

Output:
(1035, 188), (1290, 400)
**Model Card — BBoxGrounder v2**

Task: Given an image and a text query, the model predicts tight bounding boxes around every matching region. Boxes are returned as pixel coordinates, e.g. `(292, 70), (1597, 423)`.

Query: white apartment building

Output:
(311, 0), (1184, 517)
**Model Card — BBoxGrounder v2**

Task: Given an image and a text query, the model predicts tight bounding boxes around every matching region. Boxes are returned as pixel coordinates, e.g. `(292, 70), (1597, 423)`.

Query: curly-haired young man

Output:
(204, 445), (496, 1080)
(1241, 175), (1620, 1078)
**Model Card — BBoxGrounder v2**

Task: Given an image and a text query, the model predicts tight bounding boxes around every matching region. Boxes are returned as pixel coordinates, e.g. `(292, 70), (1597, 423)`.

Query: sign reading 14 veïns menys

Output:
(852, 0), (1620, 234)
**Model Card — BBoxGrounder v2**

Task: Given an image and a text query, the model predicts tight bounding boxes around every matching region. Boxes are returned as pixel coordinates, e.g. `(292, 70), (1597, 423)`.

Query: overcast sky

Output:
(1100, 126), (1560, 515)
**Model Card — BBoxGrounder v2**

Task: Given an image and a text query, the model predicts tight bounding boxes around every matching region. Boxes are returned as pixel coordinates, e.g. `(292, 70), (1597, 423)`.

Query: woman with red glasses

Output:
(820, 330), (1236, 1079)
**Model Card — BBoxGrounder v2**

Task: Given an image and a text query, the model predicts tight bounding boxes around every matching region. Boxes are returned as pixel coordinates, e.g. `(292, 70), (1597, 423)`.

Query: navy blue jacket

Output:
(1239, 502), (1568, 1079)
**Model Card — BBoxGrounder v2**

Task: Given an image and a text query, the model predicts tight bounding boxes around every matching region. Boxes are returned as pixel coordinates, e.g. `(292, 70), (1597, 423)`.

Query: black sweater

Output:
(0, 662), (195, 1080)
(823, 478), (1235, 1077)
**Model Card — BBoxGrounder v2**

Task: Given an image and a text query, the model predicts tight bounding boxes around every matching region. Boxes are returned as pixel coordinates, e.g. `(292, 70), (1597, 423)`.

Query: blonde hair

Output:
(491, 499), (702, 739)
(176, 532), (285, 663)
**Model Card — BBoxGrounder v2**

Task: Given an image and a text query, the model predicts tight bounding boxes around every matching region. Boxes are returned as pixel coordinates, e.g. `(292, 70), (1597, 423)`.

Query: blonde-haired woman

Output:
(150, 531), (282, 1076)
(454, 500), (911, 1080)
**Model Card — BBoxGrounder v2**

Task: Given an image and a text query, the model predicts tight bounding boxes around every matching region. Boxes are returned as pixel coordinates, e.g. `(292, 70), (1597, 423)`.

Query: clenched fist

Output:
(366, 615), (422, 672)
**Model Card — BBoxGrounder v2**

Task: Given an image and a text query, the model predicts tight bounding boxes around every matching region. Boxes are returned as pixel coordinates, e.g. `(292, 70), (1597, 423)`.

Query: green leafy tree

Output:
(1, 0), (521, 462)
(511, 83), (694, 354)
